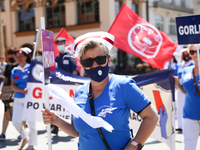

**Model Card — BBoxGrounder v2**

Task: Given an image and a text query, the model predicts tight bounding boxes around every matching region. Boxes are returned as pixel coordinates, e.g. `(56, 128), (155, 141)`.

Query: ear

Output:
(108, 56), (111, 67)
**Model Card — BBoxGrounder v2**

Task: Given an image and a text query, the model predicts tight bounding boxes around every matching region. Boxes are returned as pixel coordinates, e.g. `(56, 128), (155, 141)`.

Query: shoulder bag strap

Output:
(89, 83), (111, 150)
(192, 68), (200, 98)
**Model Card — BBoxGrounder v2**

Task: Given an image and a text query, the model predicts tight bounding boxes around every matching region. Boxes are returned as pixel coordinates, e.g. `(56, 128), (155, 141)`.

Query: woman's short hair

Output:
(76, 39), (109, 58)
(6, 47), (17, 55)
(187, 44), (200, 51)
(36, 49), (42, 55)
(181, 48), (191, 60)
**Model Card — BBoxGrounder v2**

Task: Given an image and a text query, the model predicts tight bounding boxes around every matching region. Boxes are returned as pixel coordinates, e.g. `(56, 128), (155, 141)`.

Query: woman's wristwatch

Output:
(131, 141), (143, 150)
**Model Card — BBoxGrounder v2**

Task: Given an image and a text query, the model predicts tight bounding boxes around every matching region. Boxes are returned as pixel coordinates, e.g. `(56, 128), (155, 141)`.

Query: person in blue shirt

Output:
(55, 37), (78, 75)
(174, 44), (200, 150)
(11, 47), (37, 150)
(53, 37), (79, 134)
(175, 48), (194, 132)
(42, 32), (158, 150)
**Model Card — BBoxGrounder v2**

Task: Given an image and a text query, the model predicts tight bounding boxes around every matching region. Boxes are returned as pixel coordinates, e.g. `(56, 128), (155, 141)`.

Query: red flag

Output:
(108, 4), (177, 69)
(54, 28), (81, 72)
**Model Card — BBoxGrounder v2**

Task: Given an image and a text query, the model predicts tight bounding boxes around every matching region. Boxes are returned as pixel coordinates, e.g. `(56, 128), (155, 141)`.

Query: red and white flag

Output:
(54, 28), (81, 72)
(108, 4), (177, 69)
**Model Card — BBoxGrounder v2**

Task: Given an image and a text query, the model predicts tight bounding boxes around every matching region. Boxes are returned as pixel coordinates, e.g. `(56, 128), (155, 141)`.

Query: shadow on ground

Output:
(0, 136), (21, 149)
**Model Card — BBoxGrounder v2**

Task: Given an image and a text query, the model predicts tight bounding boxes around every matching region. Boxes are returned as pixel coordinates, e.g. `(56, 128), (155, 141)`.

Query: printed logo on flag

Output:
(32, 64), (43, 81)
(128, 24), (163, 58)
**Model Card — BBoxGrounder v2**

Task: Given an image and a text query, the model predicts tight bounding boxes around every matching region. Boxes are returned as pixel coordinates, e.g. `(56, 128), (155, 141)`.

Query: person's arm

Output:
(42, 108), (79, 137)
(124, 104), (158, 150)
(11, 79), (27, 94)
(0, 77), (5, 96)
(173, 75), (186, 94)
(72, 70), (78, 75)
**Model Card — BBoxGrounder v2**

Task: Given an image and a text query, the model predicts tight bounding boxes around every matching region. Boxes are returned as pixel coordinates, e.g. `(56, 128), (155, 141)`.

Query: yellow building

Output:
(0, 0), (196, 74)
(0, 0), (139, 50)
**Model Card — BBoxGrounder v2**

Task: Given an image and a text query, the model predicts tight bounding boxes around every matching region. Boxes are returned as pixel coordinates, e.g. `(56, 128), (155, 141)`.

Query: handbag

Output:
(88, 83), (111, 150)
(6, 102), (13, 121)
(1, 85), (15, 101)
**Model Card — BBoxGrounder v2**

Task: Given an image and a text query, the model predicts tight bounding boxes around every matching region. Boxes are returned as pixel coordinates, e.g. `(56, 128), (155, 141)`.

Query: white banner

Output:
(22, 82), (80, 122)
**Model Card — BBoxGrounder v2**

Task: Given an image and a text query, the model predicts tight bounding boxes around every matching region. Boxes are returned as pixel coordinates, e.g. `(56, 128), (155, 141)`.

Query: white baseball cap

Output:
(73, 31), (115, 54)
(20, 47), (32, 54)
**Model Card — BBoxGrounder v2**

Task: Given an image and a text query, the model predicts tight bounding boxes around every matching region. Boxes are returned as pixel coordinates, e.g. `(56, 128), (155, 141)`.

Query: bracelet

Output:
(131, 141), (143, 150)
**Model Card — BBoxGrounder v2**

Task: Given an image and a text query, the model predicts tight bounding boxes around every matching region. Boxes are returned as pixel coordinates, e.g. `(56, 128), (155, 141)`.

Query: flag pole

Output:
(32, 27), (40, 60)
(40, 17), (52, 150)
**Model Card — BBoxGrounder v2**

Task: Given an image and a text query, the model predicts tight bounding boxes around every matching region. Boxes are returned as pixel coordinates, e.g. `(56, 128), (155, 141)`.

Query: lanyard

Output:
(88, 83), (111, 150)
(192, 68), (200, 98)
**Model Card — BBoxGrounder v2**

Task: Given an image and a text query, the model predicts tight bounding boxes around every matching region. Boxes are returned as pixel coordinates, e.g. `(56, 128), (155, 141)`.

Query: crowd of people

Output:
(166, 44), (200, 150)
(0, 37), (83, 150)
(0, 31), (200, 150)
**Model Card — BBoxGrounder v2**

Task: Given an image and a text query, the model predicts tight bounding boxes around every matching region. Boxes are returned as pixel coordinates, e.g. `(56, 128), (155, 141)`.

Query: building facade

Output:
(0, 0), (198, 74)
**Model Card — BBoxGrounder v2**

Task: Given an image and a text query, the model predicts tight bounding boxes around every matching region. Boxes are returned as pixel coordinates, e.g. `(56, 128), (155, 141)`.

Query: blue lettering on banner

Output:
(176, 15), (200, 44)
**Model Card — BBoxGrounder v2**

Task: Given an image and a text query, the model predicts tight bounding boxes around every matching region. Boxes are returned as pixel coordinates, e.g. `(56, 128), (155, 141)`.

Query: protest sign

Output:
(176, 15), (200, 44)
(22, 60), (88, 122)
(130, 69), (175, 150)
(41, 29), (56, 83)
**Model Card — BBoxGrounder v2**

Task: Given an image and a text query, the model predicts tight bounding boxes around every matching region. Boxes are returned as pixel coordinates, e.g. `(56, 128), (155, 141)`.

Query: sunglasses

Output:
(189, 49), (200, 55)
(81, 55), (110, 68)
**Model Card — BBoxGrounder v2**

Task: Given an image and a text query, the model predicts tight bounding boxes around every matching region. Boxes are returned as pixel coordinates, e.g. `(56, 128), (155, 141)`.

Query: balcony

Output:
(153, 1), (193, 14)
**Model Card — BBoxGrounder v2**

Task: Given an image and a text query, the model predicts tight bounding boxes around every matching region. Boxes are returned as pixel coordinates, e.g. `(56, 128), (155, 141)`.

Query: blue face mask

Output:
(84, 63), (109, 82)
(57, 45), (65, 51)
(36, 56), (42, 61)
(183, 56), (190, 61)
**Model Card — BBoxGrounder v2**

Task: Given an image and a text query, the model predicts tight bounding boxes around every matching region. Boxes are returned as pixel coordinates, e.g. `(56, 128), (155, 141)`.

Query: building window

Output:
(168, 0), (174, 4)
(169, 17), (176, 35)
(180, 0), (185, 7)
(17, 4), (35, 32)
(155, 15), (164, 31)
(115, 0), (123, 16)
(132, 1), (139, 14)
(77, 0), (99, 24)
(45, 0), (65, 28)
(1, 1), (5, 11)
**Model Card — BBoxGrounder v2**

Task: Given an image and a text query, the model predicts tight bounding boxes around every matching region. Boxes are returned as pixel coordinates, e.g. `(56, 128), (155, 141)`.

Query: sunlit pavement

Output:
(0, 100), (200, 150)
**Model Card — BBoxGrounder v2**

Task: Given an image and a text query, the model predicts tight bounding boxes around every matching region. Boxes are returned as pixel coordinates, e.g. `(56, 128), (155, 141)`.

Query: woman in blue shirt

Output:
(174, 44), (200, 150)
(11, 47), (37, 150)
(42, 32), (158, 150)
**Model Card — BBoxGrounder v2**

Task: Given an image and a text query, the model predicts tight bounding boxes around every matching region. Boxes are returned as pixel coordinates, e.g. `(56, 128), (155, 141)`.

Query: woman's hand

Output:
(41, 109), (57, 125)
(173, 75), (179, 88)
(173, 75), (186, 94)
(22, 121), (27, 128)
(23, 88), (28, 94)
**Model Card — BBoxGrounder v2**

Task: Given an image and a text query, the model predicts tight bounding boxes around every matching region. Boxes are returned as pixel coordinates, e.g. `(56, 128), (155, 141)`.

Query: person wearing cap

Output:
(54, 37), (79, 134)
(0, 47), (18, 141)
(175, 48), (194, 132)
(42, 32), (158, 150)
(11, 47), (37, 150)
(55, 37), (79, 75)
(174, 44), (200, 150)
